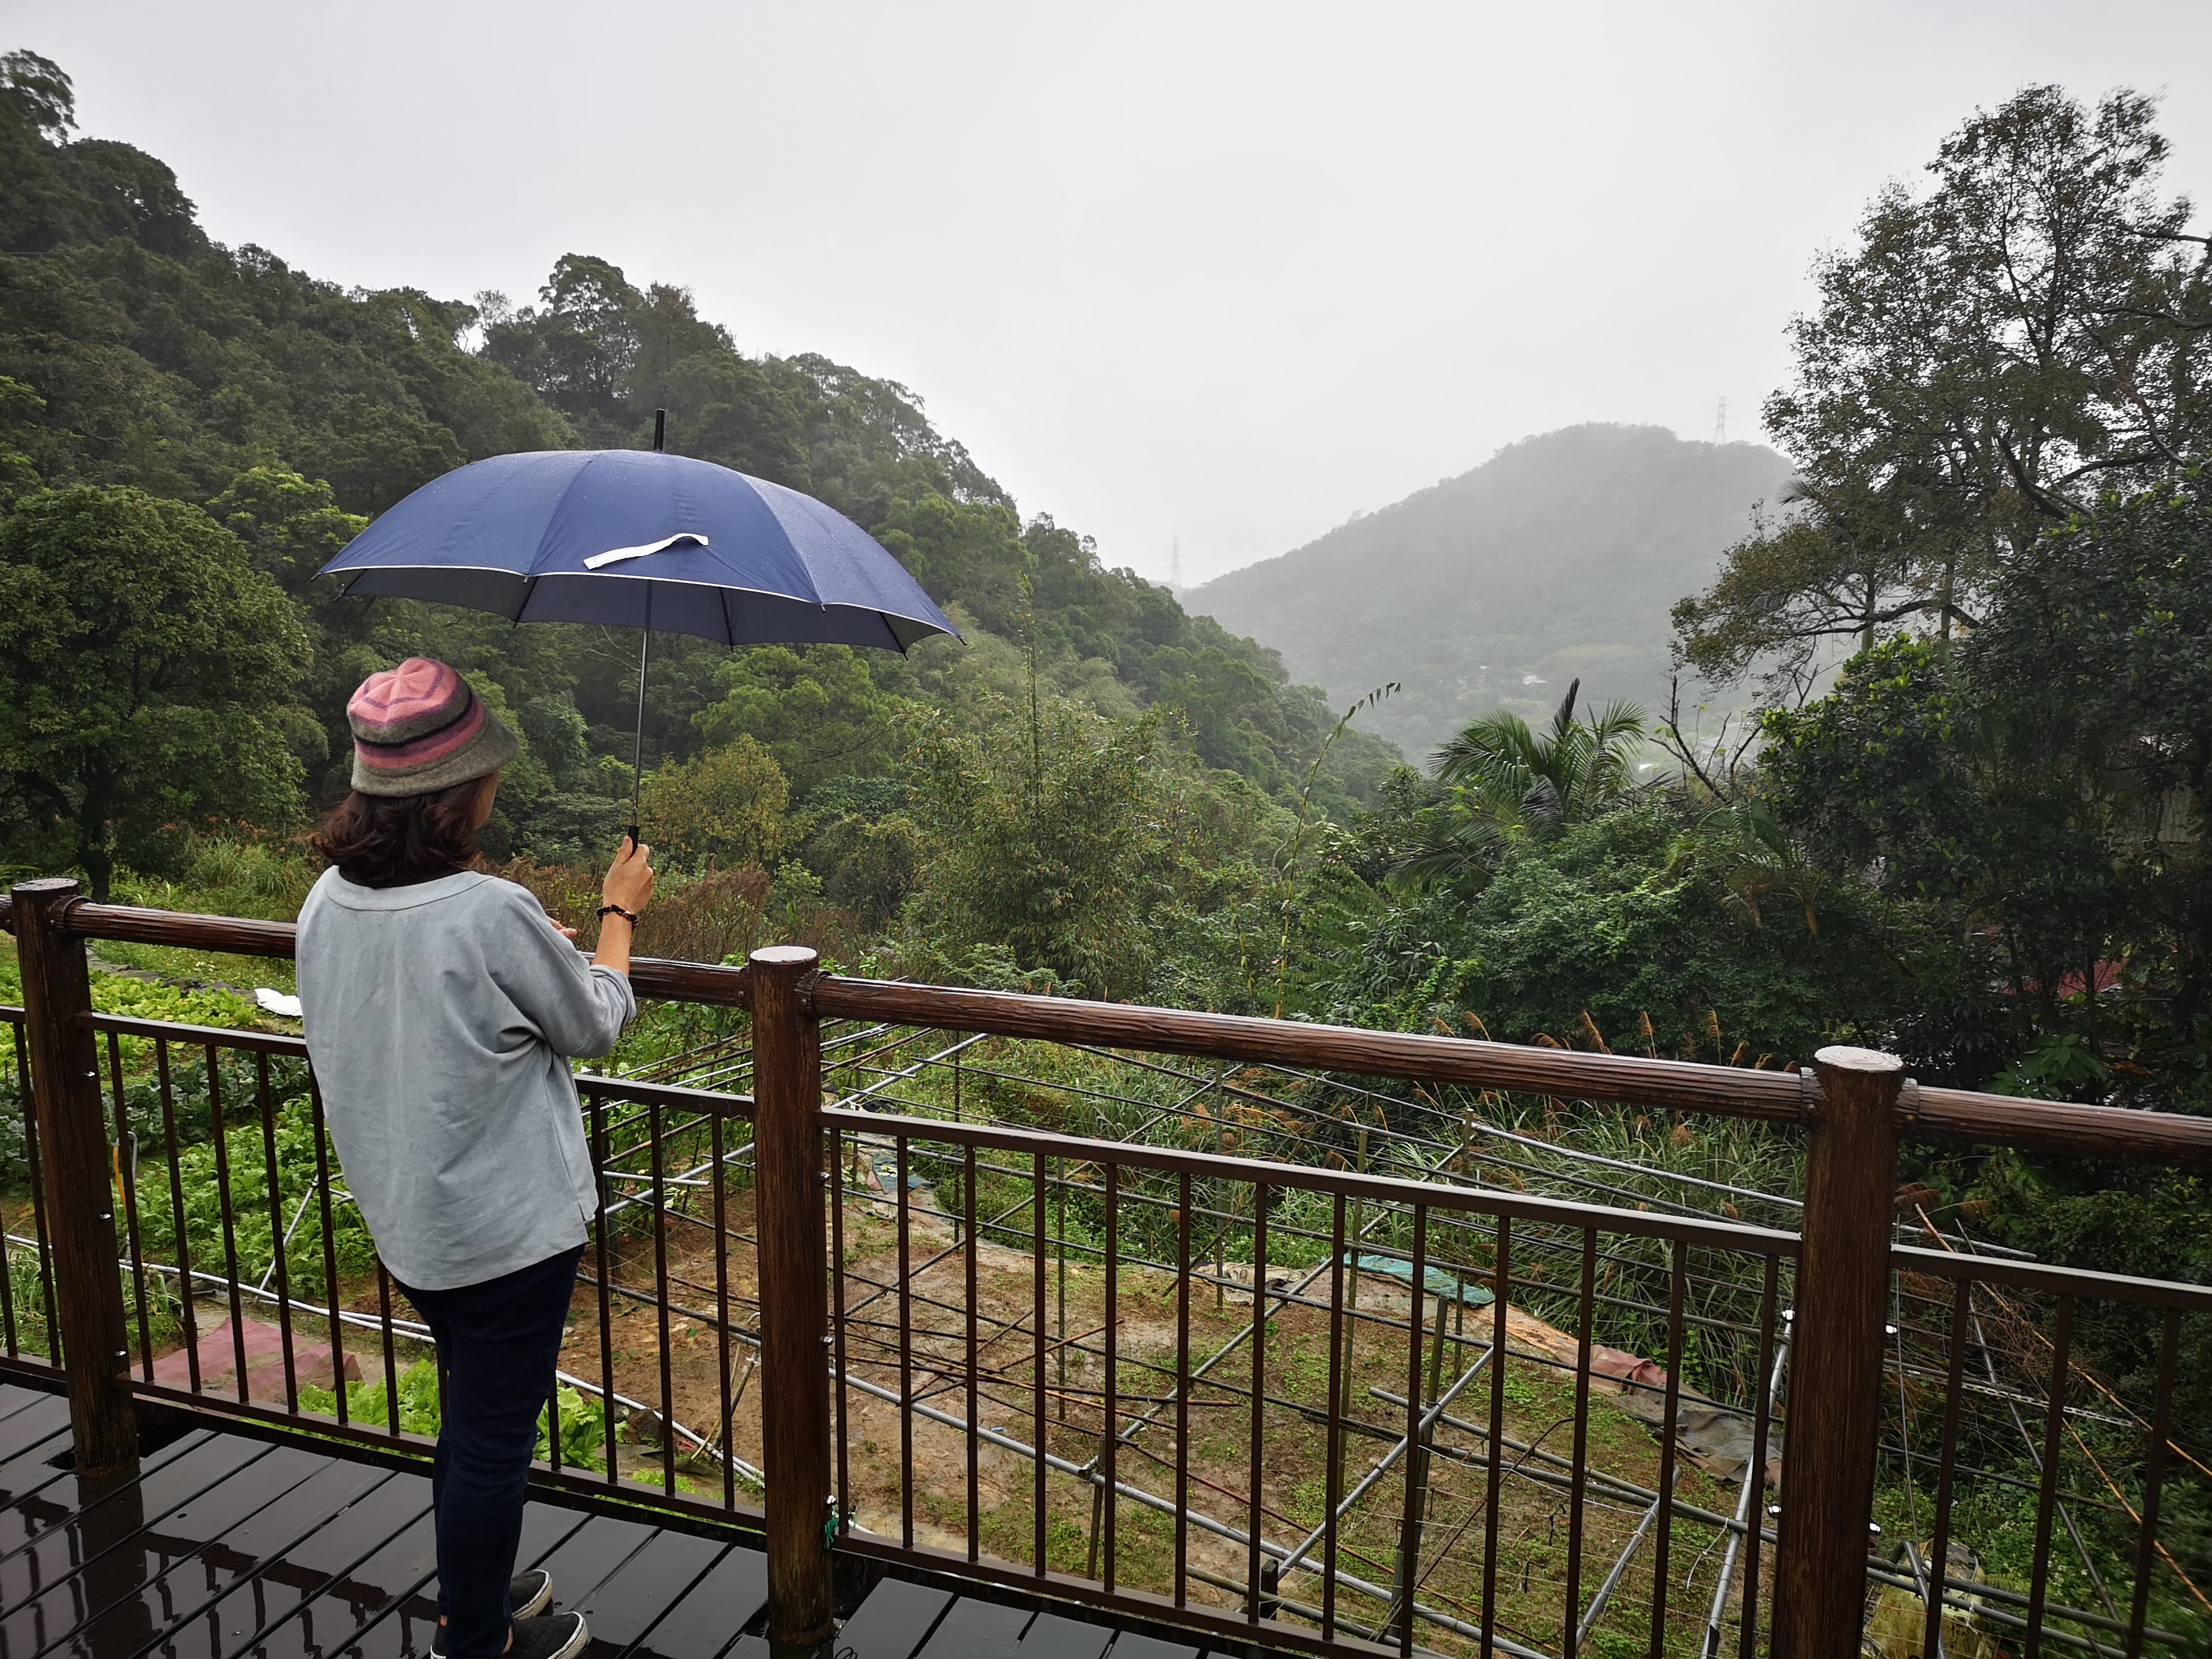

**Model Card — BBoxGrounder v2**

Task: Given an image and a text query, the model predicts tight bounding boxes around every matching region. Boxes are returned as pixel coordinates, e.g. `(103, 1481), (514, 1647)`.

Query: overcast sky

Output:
(16, 1), (2212, 586)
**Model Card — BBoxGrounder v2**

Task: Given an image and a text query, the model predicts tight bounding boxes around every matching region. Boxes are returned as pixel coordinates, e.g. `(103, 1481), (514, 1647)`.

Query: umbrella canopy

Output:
(317, 449), (957, 652)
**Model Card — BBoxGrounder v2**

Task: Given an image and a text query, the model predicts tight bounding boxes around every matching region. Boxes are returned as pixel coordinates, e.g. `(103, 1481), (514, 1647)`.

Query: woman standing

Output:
(298, 658), (655, 1659)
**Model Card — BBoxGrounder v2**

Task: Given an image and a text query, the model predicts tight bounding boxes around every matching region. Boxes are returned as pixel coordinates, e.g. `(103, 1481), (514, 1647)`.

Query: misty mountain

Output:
(1185, 424), (1792, 759)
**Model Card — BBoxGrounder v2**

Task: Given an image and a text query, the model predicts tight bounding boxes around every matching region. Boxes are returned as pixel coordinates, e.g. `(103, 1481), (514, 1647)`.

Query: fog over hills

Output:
(1185, 424), (1793, 759)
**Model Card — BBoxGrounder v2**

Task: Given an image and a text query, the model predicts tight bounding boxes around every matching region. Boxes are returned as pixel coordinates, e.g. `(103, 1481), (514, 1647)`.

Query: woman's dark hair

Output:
(312, 780), (488, 888)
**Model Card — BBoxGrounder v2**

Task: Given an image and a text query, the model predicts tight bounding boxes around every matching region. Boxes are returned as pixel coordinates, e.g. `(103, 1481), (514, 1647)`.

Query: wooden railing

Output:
(4, 877), (2208, 1659)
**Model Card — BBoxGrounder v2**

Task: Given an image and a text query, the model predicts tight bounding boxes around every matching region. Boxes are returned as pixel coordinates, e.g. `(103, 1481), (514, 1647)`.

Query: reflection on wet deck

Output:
(0, 1382), (1245, 1659)
(0, 1382), (766, 1659)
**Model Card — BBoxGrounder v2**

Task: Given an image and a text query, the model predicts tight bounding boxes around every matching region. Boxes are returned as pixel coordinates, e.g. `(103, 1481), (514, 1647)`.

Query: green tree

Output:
(640, 736), (791, 874)
(902, 699), (1175, 998)
(1677, 86), (2212, 694)
(1336, 800), (1942, 1065)
(873, 494), (1027, 631)
(1435, 678), (1646, 826)
(206, 468), (371, 783)
(1966, 471), (2212, 1045)
(0, 372), (42, 505)
(805, 812), (923, 930)
(692, 644), (904, 797)
(0, 487), (313, 897)
(1387, 680), (1647, 888)
(1761, 638), (2132, 1084)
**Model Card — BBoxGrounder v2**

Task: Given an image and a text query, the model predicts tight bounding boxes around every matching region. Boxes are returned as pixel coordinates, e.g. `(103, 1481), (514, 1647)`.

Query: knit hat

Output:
(347, 657), (520, 797)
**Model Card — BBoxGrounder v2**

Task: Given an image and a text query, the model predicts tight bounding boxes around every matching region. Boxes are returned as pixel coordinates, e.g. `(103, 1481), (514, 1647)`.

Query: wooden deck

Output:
(0, 1384), (1221, 1659)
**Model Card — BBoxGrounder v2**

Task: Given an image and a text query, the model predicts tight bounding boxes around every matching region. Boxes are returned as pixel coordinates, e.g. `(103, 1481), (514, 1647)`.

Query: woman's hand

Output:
(604, 836), (655, 916)
(592, 836), (655, 977)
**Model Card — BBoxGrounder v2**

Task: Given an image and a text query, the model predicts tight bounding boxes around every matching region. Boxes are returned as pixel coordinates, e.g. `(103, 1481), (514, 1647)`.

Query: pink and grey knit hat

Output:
(347, 658), (520, 797)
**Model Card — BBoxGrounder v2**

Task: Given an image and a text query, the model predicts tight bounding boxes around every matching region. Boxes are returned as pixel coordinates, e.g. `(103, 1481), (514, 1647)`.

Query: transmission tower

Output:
(1170, 536), (1181, 588)
(1712, 397), (1728, 444)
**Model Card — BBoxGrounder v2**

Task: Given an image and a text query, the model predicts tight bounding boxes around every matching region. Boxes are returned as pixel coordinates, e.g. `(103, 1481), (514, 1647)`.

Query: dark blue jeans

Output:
(398, 1244), (584, 1658)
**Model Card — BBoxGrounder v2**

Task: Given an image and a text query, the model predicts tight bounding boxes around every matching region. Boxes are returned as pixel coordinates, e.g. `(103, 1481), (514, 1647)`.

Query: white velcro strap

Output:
(583, 532), (709, 569)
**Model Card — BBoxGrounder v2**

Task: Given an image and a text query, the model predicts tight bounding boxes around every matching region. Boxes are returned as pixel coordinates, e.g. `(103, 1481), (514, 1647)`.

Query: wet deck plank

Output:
(0, 1384), (1242, 1659)
(5, 1443), (327, 1658)
(915, 1597), (1033, 1659)
(158, 1472), (432, 1659)
(278, 1501), (592, 1659)
(61, 1458), (391, 1658)
(1101, 1634), (1203, 1659)
(0, 1426), (218, 1568)
(622, 1544), (766, 1659)
(569, 1530), (728, 1659)
(834, 1580), (953, 1659)
(0, 1392), (70, 1464)
(0, 1433), (278, 1637)
(1018, 1611), (1114, 1659)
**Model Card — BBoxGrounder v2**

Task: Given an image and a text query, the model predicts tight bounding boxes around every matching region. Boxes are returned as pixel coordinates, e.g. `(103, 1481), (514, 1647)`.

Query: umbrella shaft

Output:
(631, 590), (652, 844)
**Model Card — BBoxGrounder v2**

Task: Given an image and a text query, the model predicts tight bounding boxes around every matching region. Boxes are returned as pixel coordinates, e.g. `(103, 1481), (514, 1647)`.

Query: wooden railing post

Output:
(12, 877), (137, 1476)
(750, 945), (834, 1650)
(1772, 1044), (1903, 1659)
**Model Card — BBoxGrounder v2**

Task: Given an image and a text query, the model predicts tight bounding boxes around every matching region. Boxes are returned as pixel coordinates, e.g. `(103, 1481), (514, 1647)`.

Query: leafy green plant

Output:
(1989, 1033), (2108, 1100)
(298, 1358), (613, 1471)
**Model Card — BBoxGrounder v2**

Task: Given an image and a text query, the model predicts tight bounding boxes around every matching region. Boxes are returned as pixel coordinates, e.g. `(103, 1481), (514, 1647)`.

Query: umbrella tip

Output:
(652, 409), (666, 452)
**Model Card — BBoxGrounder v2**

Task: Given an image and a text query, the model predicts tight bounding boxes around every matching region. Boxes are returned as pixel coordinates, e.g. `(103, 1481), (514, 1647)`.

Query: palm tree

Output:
(1389, 680), (1649, 888)
(1435, 679), (1648, 826)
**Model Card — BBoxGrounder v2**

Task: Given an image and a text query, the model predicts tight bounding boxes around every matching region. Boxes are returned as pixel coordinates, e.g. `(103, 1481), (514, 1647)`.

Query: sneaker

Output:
(509, 1613), (589, 1659)
(426, 1580), (559, 1658)
(511, 1570), (554, 1620)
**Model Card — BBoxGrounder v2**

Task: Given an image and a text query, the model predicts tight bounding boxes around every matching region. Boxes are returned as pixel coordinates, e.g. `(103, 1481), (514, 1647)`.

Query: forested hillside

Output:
(8, 51), (2212, 1132)
(0, 52), (1395, 903)
(2, 50), (2208, 1610)
(1187, 425), (1791, 756)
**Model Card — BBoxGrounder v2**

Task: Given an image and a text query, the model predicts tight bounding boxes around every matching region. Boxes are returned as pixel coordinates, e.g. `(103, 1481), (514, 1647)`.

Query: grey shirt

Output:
(296, 868), (635, 1290)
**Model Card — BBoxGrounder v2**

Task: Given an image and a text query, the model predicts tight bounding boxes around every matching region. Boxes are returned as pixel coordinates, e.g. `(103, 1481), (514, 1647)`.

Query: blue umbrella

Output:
(318, 418), (959, 837)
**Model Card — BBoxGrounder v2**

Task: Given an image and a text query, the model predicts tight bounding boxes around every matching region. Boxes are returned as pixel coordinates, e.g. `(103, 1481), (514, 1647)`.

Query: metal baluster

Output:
(831, 1120), (848, 1532)
(1175, 1168), (1191, 1607)
(1056, 1153), (1067, 1423)
(651, 1101), (677, 1496)
(1564, 1227), (1597, 1657)
(1395, 1202), (1429, 1658)
(256, 1052), (299, 1408)
(1734, 1256), (1783, 1659)
(965, 1142), (979, 1562)
(0, 1022), (21, 1355)
(899, 1134), (913, 1548)
(1033, 1149), (1048, 1576)
(19, 1017), (58, 1358)
(1247, 1179), (1270, 1624)
(715, 1110), (734, 1509)
(1481, 1215), (1511, 1659)
(1923, 1278), (1971, 1659)
(1321, 1190), (1346, 1641)
(2023, 1295), (2076, 1659)
(2123, 1309), (2182, 1659)
(106, 1030), (152, 1378)
(375, 1259), (400, 1435)
(204, 1046), (249, 1399)
(592, 1091), (618, 1484)
(1102, 1159), (1118, 1594)
(1644, 1237), (1687, 1657)
(309, 1077), (347, 1427)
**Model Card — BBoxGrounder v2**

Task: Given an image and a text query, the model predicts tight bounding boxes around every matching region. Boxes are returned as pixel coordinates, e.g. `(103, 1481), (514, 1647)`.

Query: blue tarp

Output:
(1344, 1252), (1496, 1307)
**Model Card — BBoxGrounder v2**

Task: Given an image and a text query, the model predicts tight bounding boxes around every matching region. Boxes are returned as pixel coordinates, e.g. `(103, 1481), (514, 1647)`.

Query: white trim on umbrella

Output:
(333, 563), (956, 637)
